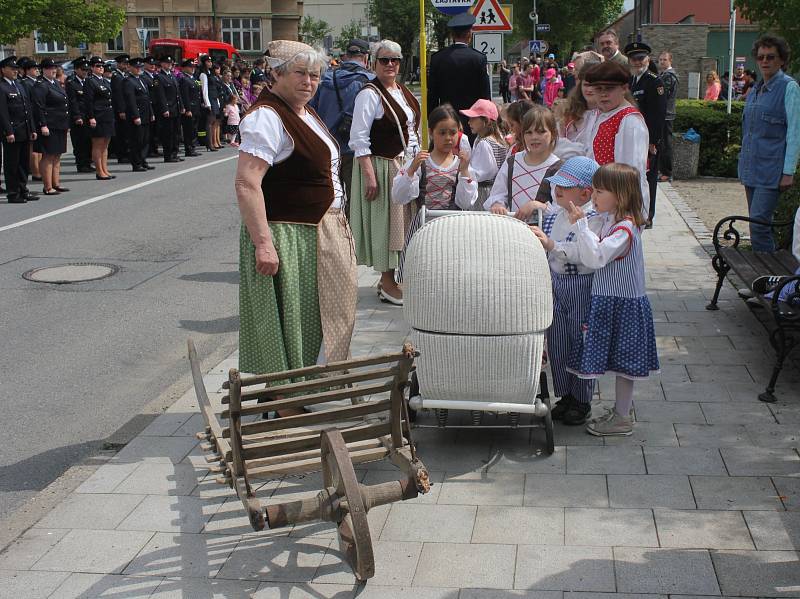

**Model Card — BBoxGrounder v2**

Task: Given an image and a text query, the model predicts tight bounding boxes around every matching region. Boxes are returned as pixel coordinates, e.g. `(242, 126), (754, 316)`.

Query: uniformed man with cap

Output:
(178, 58), (201, 157)
(65, 57), (93, 172)
(142, 56), (161, 157)
(0, 56), (39, 203)
(16, 57), (42, 182)
(152, 55), (184, 162)
(122, 57), (155, 172)
(625, 41), (666, 227)
(427, 11), (491, 139)
(110, 53), (130, 163)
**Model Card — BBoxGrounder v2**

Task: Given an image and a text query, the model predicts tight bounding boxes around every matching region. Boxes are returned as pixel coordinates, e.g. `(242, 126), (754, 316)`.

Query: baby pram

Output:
(403, 208), (555, 453)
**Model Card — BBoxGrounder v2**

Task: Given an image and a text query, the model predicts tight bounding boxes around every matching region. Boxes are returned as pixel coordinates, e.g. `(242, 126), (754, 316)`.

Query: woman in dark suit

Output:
(209, 63), (225, 149)
(33, 58), (70, 195)
(84, 56), (115, 180)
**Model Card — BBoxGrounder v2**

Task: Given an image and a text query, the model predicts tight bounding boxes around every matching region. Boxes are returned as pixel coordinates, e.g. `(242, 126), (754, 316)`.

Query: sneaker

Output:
(752, 275), (789, 295)
(562, 401), (591, 425)
(586, 410), (633, 436)
(588, 405), (634, 424)
(550, 395), (576, 421)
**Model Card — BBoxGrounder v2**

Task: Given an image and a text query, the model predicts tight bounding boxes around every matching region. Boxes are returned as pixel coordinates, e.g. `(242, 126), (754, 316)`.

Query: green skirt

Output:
(350, 156), (399, 273)
(238, 223), (322, 375)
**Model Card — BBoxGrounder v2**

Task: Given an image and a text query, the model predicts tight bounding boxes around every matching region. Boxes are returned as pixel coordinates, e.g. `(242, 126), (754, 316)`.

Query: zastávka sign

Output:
(431, 0), (474, 15)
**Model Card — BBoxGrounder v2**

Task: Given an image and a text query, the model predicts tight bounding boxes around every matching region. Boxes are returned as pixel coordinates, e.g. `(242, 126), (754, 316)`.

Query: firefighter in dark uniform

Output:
(122, 57), (155, 172)
(625, 41), (666, 228)
(427, 11), (491, 141)
(110, 54), (130, 163)
(16, 57), (41, 182)
(0, 56), (38, 203)
(142, 56), (160, 158)
(178, 59), (201, 157)
(153, 55), (184, 162)
(66, 57), (94, 172)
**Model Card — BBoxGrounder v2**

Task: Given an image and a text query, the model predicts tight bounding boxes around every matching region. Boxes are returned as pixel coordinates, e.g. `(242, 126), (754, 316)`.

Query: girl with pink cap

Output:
(459, 99), (508, 209)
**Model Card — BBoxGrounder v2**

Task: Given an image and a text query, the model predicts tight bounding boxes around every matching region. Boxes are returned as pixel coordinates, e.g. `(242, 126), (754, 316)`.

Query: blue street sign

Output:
(529, 40), (548, 54)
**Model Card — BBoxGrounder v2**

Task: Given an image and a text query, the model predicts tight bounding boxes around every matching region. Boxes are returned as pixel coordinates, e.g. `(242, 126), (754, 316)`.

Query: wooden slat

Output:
(248, 446), (390, 479)
(221, 381), (393, 418)
(235, 421), (392, 462)
(230, 351), (412, 389)
(222, 367), (397, 404)
(245, 438), (384, 470)
(227, 399), (391, 439)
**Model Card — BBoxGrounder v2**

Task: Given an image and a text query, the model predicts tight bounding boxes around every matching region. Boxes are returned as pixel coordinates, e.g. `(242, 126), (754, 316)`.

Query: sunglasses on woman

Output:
(377, 57), (401, 65)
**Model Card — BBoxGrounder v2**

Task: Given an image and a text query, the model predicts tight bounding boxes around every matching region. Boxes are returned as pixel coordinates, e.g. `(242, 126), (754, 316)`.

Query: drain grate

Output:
(23, 262), (119, 284)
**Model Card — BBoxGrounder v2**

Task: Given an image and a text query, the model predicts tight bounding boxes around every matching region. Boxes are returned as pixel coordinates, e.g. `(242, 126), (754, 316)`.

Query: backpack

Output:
(309, 63), (374, 153)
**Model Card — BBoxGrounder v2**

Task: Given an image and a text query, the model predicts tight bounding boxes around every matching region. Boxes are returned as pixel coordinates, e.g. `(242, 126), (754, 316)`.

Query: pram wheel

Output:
(406, 371), (419, 423)
(543, 397), (554, 455)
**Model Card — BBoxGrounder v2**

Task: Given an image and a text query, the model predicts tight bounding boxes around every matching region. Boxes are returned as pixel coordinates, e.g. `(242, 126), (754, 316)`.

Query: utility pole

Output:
(532, 0), (538, 51)
(727, 0), (736, 114)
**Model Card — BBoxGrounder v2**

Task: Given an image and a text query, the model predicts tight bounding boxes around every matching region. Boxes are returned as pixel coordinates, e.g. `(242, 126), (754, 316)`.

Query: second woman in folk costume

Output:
(349, 39), (421, 306)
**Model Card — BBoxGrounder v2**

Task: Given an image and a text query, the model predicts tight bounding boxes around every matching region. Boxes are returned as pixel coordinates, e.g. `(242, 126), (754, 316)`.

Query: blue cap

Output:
(546, 156), (600, 188)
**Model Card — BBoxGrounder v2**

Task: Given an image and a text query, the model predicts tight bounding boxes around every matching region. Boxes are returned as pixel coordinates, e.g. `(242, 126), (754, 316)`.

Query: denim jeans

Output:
(745, 186), (781, 252)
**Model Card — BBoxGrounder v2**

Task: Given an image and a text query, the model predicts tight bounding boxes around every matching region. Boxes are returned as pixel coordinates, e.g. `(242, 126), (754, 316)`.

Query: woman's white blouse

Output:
(349, 86), (419, 158)
(239, 106), (344, 209)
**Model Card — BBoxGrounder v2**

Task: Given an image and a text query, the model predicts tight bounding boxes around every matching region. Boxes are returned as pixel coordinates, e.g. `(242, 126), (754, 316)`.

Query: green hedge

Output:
(673, 100), (744, 178)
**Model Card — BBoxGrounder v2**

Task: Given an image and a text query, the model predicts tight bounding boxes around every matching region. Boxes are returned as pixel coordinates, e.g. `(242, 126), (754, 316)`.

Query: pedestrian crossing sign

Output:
(471, 0), (512, 32)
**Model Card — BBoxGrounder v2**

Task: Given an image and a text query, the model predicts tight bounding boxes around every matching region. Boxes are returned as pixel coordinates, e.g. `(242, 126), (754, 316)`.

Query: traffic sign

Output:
(528, 10), (537, 21)
(471, 0), (512, 32)
(431, 0), (473, 15)
(136, 27), (148, 41)
(473, 32), (504, 63)
(536, 24), (550, 32)
(529, 40), (549, 54)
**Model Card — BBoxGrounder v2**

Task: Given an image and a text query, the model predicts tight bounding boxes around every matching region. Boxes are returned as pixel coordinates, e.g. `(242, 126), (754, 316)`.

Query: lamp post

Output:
(727, 0), (736, 114)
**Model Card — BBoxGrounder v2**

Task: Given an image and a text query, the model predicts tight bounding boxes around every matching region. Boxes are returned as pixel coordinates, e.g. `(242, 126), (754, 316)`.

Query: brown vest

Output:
(367, 80), (421, 159)
(254, 91), (335, 225)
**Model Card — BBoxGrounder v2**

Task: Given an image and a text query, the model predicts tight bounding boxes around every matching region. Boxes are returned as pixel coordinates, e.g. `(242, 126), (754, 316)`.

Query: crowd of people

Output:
(0, 51), (270, 202)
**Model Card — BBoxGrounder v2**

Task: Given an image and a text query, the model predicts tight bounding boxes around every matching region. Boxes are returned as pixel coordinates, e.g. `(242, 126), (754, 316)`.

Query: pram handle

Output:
(418, 207), (543, 228)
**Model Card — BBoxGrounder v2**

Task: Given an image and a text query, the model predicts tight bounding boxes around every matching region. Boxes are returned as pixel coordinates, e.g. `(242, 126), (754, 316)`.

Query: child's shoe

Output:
(562, 402), (591, 425)
(550, 395), (576, 421)
(585, 410), (633, 436)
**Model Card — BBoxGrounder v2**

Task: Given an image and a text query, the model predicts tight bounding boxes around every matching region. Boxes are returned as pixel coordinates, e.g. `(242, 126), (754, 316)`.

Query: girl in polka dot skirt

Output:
(534, 163), (659, 436)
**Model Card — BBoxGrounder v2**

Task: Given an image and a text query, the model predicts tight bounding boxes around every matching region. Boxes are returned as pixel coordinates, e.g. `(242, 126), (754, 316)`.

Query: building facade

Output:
(12, 0), (302, 61)
(302, 0), (371, 46)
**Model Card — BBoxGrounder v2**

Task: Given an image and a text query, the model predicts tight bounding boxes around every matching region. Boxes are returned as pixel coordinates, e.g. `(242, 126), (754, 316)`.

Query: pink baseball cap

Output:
(459, 99), (499, 121)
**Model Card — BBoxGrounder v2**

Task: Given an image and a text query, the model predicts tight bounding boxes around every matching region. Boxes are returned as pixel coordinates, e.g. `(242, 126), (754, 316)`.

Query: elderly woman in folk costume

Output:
(235, 40), (357, 417)
(349, 39), (421, 306)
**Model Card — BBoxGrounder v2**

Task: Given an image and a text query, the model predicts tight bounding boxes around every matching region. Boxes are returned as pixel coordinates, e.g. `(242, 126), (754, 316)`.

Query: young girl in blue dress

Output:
(534, 162), (659, 436)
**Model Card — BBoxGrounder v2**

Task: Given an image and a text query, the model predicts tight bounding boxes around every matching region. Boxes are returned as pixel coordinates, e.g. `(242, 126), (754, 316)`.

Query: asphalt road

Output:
(0, 148), (242, 520)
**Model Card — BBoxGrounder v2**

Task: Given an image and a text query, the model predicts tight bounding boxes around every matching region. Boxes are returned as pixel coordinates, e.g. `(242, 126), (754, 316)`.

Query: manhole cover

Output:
(23, 263), (119, 284)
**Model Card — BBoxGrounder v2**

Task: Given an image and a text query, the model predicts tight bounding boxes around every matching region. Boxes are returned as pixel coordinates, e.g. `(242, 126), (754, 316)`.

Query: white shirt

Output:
(239, 106), (344, 209)
(349, 85), (419, 157)
(545, 205), (598, 275)
(470, 137), (504, 183)
(391, 154), (478, 211)
(484, 152), (560, 212)
(578, 103), (649, 217)
(554, 212), (632, 270)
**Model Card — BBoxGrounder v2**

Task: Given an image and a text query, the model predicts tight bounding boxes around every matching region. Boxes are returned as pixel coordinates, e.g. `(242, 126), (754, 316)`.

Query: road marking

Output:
(0, 155), (238, 233)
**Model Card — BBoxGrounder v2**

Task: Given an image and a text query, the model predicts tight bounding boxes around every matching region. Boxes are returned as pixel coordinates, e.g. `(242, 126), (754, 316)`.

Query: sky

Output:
(624, 0), (634, 10)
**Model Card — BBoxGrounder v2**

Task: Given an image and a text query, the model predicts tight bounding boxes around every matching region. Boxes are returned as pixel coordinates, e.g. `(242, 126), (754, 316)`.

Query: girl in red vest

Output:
(578, 62), (649, 220)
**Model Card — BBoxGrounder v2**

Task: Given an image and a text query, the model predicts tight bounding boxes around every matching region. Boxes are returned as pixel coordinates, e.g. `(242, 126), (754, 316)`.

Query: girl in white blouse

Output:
(485, 105), (562, 222)
(460, 99), (508, 210)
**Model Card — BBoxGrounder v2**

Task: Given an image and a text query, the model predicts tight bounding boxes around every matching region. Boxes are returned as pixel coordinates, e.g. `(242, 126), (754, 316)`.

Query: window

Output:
(220, 18), (261, 52)
(138, 16), (160, 47)
(107, 31), (124, 52)
(178, 16), (195, 39)
(34, 31), (66, 54)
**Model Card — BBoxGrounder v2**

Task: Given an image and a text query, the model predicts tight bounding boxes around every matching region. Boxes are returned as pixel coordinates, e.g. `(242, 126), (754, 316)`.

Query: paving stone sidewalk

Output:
(1, 187), (799, 598)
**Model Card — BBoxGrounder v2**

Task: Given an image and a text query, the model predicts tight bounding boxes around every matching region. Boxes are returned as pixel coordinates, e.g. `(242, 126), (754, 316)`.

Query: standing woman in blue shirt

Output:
(739, 35), (800, 252)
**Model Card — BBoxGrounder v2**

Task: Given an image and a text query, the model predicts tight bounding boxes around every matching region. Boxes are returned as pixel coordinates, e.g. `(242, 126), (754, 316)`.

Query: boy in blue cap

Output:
(532, 156), (600, 424)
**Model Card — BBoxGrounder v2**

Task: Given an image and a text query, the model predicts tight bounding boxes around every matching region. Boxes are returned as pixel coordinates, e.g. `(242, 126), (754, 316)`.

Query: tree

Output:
(367, 0), (450, 57)
(510, 0), (623, 58)
(337, 20), (362, 48)
(735, 0), (800, 71)
(0, 0), (124, 46)
(299, 15), (333, 47)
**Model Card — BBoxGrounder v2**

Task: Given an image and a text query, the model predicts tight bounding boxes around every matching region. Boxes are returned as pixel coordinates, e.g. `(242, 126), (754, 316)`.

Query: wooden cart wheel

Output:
(321, 429), (375, 582)
(543, 397), (555, 455)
